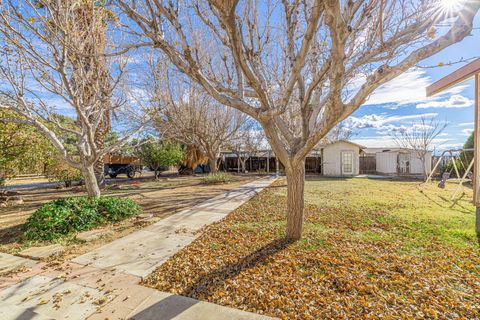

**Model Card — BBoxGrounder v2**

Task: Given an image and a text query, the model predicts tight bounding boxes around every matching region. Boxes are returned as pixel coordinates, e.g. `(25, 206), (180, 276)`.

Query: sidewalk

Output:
(0, 176), (277, 320)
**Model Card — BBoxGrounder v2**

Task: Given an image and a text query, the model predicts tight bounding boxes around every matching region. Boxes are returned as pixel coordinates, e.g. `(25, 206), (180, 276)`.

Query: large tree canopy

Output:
(118, 0), (480, 239)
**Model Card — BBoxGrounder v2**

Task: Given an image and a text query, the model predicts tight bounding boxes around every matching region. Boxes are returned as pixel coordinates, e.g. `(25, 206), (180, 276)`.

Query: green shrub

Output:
(44, 160), (82, 187)
(24, 196), (142, 241)
(202, 172), (233, 184)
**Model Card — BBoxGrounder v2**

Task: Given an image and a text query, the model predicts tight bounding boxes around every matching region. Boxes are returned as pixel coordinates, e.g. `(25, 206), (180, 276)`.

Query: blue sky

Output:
(350, 14), (480, 152)
(19, 2), (478, 152)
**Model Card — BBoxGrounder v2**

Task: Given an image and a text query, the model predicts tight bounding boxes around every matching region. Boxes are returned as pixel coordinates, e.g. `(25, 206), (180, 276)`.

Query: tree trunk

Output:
(285, 160), (305, 240)
(240, 159), (246, 173)
(209, 156), (218, 173)
(421, 156), (427, 181)
(83, 165), (101, 197)
(476, 207), (480, 244)
(94, 157), (106, 187)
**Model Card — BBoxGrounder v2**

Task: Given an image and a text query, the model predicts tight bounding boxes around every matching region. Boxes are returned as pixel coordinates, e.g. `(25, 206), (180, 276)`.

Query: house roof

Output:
(363, 147), (432, 154)
(221, 140), (365, 158)
(321, 139), (365, 149)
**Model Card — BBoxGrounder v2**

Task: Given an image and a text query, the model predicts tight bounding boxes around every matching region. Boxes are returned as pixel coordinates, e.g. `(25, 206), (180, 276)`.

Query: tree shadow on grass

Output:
(180, 237), (294, 298)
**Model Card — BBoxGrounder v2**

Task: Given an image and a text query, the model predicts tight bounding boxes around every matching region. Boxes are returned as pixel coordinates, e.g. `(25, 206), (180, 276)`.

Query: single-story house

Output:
(219, 141), (433, 177)
(220, 140), (363, 177)
(362, 148), (432, 176)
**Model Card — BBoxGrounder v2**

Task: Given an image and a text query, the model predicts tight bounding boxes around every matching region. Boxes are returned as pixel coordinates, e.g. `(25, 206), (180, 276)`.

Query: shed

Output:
(375, 149), (432, 176)
(322, 140), (362, 176)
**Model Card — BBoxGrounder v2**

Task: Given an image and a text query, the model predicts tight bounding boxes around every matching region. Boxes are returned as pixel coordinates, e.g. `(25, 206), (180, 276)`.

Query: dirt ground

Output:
(0, 174), (257, 262)
(5, 175), (50, 186)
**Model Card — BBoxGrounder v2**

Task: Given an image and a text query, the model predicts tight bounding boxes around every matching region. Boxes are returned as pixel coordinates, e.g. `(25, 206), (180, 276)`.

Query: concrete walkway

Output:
(72, 176), (276, 278)
(0, 176), (277, 320)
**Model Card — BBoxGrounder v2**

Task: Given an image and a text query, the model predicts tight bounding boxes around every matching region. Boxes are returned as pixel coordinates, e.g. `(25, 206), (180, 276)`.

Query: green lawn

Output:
(299, 177), (476, 250)
(144, 177), (480, 319)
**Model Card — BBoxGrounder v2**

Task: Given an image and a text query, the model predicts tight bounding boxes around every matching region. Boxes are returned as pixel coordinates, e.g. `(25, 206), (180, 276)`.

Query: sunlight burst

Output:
(440, 0), (463, 13)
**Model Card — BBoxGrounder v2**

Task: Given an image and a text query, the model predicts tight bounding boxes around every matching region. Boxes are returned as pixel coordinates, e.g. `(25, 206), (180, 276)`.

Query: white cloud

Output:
(361, 69), (471, 109)
(347, 113), (438, 130)
(459, 122), (474, 127)
(417, 94), (474, 109)
(462, 128), (473, 136)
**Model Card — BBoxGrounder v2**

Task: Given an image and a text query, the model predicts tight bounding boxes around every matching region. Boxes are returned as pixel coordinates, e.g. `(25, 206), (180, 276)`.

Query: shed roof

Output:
(320, 139), (365, 150)
(363, 147), (432, 154)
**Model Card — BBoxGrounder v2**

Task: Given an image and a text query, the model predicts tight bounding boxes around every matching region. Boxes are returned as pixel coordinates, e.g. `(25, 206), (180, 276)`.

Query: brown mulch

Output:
(143, 183), (480, 319)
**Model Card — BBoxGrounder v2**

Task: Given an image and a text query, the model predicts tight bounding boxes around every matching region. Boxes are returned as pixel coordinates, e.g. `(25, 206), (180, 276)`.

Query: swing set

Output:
(425, 148), (474, 200)
(426, 58), (480, 242)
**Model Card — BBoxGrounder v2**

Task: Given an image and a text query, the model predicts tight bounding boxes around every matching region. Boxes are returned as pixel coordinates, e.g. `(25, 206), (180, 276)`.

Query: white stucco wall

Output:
(376, 150), (432, 175)
(376, 152), (398, 174)
(322, 141), (360, 176)
(409, 151), (432, 174)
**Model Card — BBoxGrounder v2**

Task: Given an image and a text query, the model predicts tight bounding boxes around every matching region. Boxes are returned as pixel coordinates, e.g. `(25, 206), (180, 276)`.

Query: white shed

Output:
(321, 140), (362, 176)
(375, 149), (432, 176)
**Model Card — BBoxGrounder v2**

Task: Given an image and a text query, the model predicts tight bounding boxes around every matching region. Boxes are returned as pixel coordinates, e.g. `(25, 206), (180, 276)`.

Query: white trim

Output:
(341, 150), (354, 175)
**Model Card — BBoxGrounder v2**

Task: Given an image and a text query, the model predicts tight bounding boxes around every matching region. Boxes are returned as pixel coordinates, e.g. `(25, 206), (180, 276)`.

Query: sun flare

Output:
(441, 0), (463, 12)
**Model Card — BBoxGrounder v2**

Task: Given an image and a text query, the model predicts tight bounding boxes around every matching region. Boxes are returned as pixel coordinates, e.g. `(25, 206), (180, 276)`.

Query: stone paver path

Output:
(0, 253), (37, 276)
(0, 176), (277, 320)
(19, 244), (65, 260)
(73, 176), (276, 277)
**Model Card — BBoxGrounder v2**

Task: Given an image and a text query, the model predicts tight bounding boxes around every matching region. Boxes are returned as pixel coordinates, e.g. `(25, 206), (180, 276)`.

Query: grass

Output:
(143, 177), (480, 319)
(299, 177), (476, 249)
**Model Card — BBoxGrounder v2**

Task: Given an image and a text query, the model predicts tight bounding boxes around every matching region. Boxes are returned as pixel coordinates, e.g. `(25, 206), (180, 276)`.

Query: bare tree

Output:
(118, 0), (479, 239)
(153, 81), (248, 173)
(319, 122), (355, 146)
(230, 127), (265, 173)
(392, 116), (447, 179)
(0, 0), (148, 197)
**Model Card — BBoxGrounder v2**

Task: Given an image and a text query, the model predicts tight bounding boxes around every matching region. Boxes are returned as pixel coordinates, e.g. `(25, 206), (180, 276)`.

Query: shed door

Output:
(398, 153), (410, 175)
(341, 151), (354, 175)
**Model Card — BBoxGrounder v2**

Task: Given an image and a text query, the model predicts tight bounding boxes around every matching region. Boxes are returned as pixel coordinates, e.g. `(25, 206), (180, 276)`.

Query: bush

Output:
(44, 160), (82, 187)
(202, 172), (233, 184)
(24, 196), (142, 241)
(136, 140), (185, 178)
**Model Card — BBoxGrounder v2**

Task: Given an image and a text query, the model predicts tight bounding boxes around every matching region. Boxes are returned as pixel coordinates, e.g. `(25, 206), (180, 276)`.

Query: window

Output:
(342, 151), (353, 174)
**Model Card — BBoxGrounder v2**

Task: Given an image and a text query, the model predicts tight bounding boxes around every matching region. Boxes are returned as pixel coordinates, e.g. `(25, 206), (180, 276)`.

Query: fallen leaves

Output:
(142, 181), (480, 319)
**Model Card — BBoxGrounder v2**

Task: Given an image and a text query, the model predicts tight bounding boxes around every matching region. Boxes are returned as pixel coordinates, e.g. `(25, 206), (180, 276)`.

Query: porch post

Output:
(275, 157), (279, 177)
(474, 74), (480, 243)
(267, 151), (270, 173)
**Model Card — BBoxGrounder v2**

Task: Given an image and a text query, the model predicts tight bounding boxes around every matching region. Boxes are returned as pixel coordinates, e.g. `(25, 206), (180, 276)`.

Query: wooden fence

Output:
(359, 156), (376, 174)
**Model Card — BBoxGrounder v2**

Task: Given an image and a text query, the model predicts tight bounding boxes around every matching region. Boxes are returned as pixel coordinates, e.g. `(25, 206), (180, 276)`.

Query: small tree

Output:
(44, 159), (83, 187)
(137, 140), (185, 178)
(393, 116), (447, 179)
(152, 79), (247, 173)
(231, 129), (264, 173)
(0, 110), (53, 182)
(0, 0), (147, 197)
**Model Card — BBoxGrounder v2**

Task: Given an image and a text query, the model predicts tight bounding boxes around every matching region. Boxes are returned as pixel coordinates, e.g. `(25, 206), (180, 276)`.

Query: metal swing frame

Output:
(425, 148), (474, 200)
